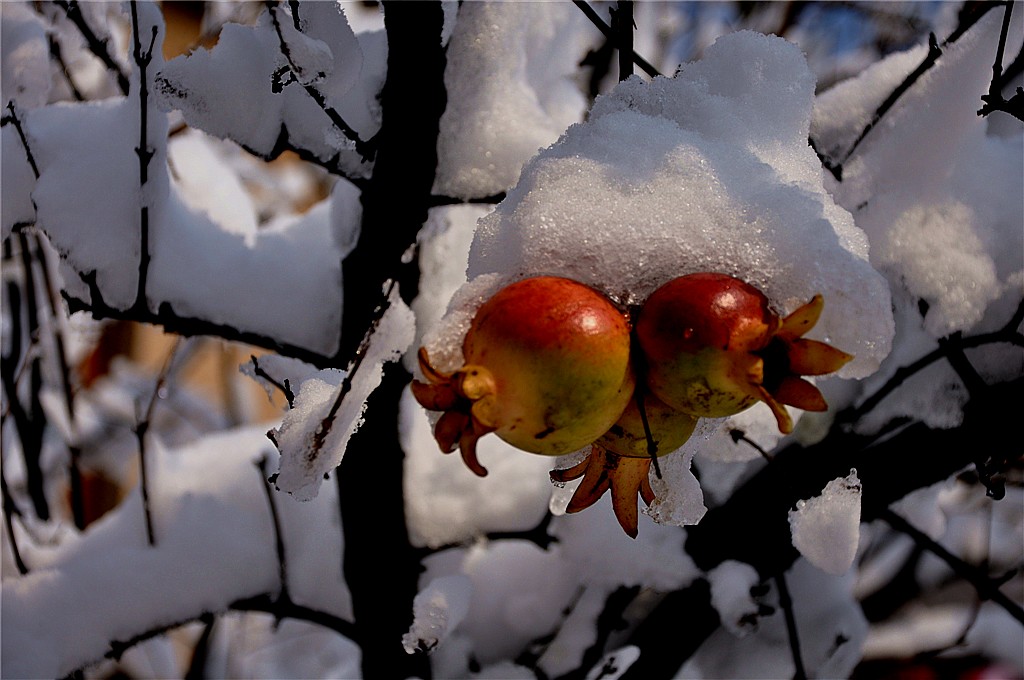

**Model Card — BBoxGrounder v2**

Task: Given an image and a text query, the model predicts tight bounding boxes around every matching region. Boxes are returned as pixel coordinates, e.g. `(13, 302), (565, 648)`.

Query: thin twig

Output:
(129, 1), (158, 314)
(730, 428), (774, 462)
(135, 338), (183, 546)
(428, 192), (507, 207)
(308, 280), (398, 457)
(249, 355), (296, 408)
(880, 508), (1024, 625)
(256, 454), (292, 613)
(978, 2), (1024, 121)
(611, 2), (634, 82)
(53, 0), (131, 95)
(62, 593), (360, 677)
(0, 446), (29, 575)
(774, 572), (807, 680)
(14, 231), (50, 521)
(837, 299), (1024, 426)
(5, 102), (40, 178)
(572, 0), (660, 78)
(31, 232), (86, 528)
(634, 389), (662, 479)
(47, 33), (85, 101)
(833, 33), (943, 176)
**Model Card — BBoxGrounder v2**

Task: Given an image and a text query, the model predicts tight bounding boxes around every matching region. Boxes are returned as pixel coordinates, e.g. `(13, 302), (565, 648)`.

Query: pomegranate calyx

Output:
(412, 348), (496, 477)
(551, 446), (656, 539)
(754, 295), (853, 433)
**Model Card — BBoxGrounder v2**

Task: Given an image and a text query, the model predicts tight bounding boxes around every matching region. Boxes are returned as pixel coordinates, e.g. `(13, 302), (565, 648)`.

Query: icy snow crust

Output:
(465, 31), (894, 380)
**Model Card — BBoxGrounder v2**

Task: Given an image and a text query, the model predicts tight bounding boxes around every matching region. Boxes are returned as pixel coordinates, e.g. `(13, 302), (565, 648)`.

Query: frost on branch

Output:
(789, 469), (862, 576)
(272, 285), (415, 501)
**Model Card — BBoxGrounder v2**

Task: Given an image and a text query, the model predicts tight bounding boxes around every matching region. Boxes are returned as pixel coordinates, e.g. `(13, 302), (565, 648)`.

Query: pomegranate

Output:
(412, 276), (635, 476)
(636, 273), (852, 433)
(551, 392), (697, 537)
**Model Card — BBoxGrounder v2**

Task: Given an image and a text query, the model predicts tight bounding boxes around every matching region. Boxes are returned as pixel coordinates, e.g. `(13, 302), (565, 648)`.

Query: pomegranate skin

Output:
(594, 393), (697, 459)
(412, 276), (636, 476)
(462, 276), (635, 455)
(636, 273), (779, 418)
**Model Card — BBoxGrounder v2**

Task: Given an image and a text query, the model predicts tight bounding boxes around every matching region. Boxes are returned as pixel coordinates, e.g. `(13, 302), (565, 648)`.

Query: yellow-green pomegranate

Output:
(412, 276), (635, 476)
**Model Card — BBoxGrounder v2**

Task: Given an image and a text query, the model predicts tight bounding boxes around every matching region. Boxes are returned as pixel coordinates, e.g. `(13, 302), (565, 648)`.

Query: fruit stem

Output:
(634, 388), (662, 480)
(629, 309), (663, 481)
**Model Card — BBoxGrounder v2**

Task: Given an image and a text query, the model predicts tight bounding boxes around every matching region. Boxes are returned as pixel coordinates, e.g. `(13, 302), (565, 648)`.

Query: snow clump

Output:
(788, 469), (863, 575)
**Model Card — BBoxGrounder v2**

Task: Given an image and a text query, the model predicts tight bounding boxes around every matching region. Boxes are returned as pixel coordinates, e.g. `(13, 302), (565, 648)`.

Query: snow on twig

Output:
(265, 0), (374, 162)
(53, 0), (130, 95)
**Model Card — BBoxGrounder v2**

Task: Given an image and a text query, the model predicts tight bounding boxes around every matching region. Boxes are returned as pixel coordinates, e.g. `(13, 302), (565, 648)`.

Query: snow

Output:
(681, 559), (868, 679)
(402, 386), (553, 548)
(0, 426), (352, 679)
(709, 560), (762, 637)
(534, 586), (606, 677)
(789, 469), (862, 576)
(28, 97), (156, 308)
(813, 12), (1023, 338)
(434, 2), (597, 199)
(272, 284), (414, 501)
(402, 574), (472, 655)
(645, 446), (707, 527)
(584, 646), (641, 680)
(1, 2), (51, 110)
(167, 129), (259, 241)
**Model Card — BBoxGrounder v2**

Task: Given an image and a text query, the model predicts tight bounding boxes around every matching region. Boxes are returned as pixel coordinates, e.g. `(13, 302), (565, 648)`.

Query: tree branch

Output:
(63, 593), (361, 678)
(978, 1), (1024, 121)
(611, 2), (635, 82)
(775, 572), (807, 680)
(249, 355), (295, 408)
(334, 3), (446, 678)
(880, 508), (1024, 624)
(63, 284), (338, 368)
(256, 455), (292, 611)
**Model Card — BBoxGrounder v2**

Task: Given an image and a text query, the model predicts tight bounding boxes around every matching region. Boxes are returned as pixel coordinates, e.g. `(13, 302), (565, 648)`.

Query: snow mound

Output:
(464, 31), (893, 379)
